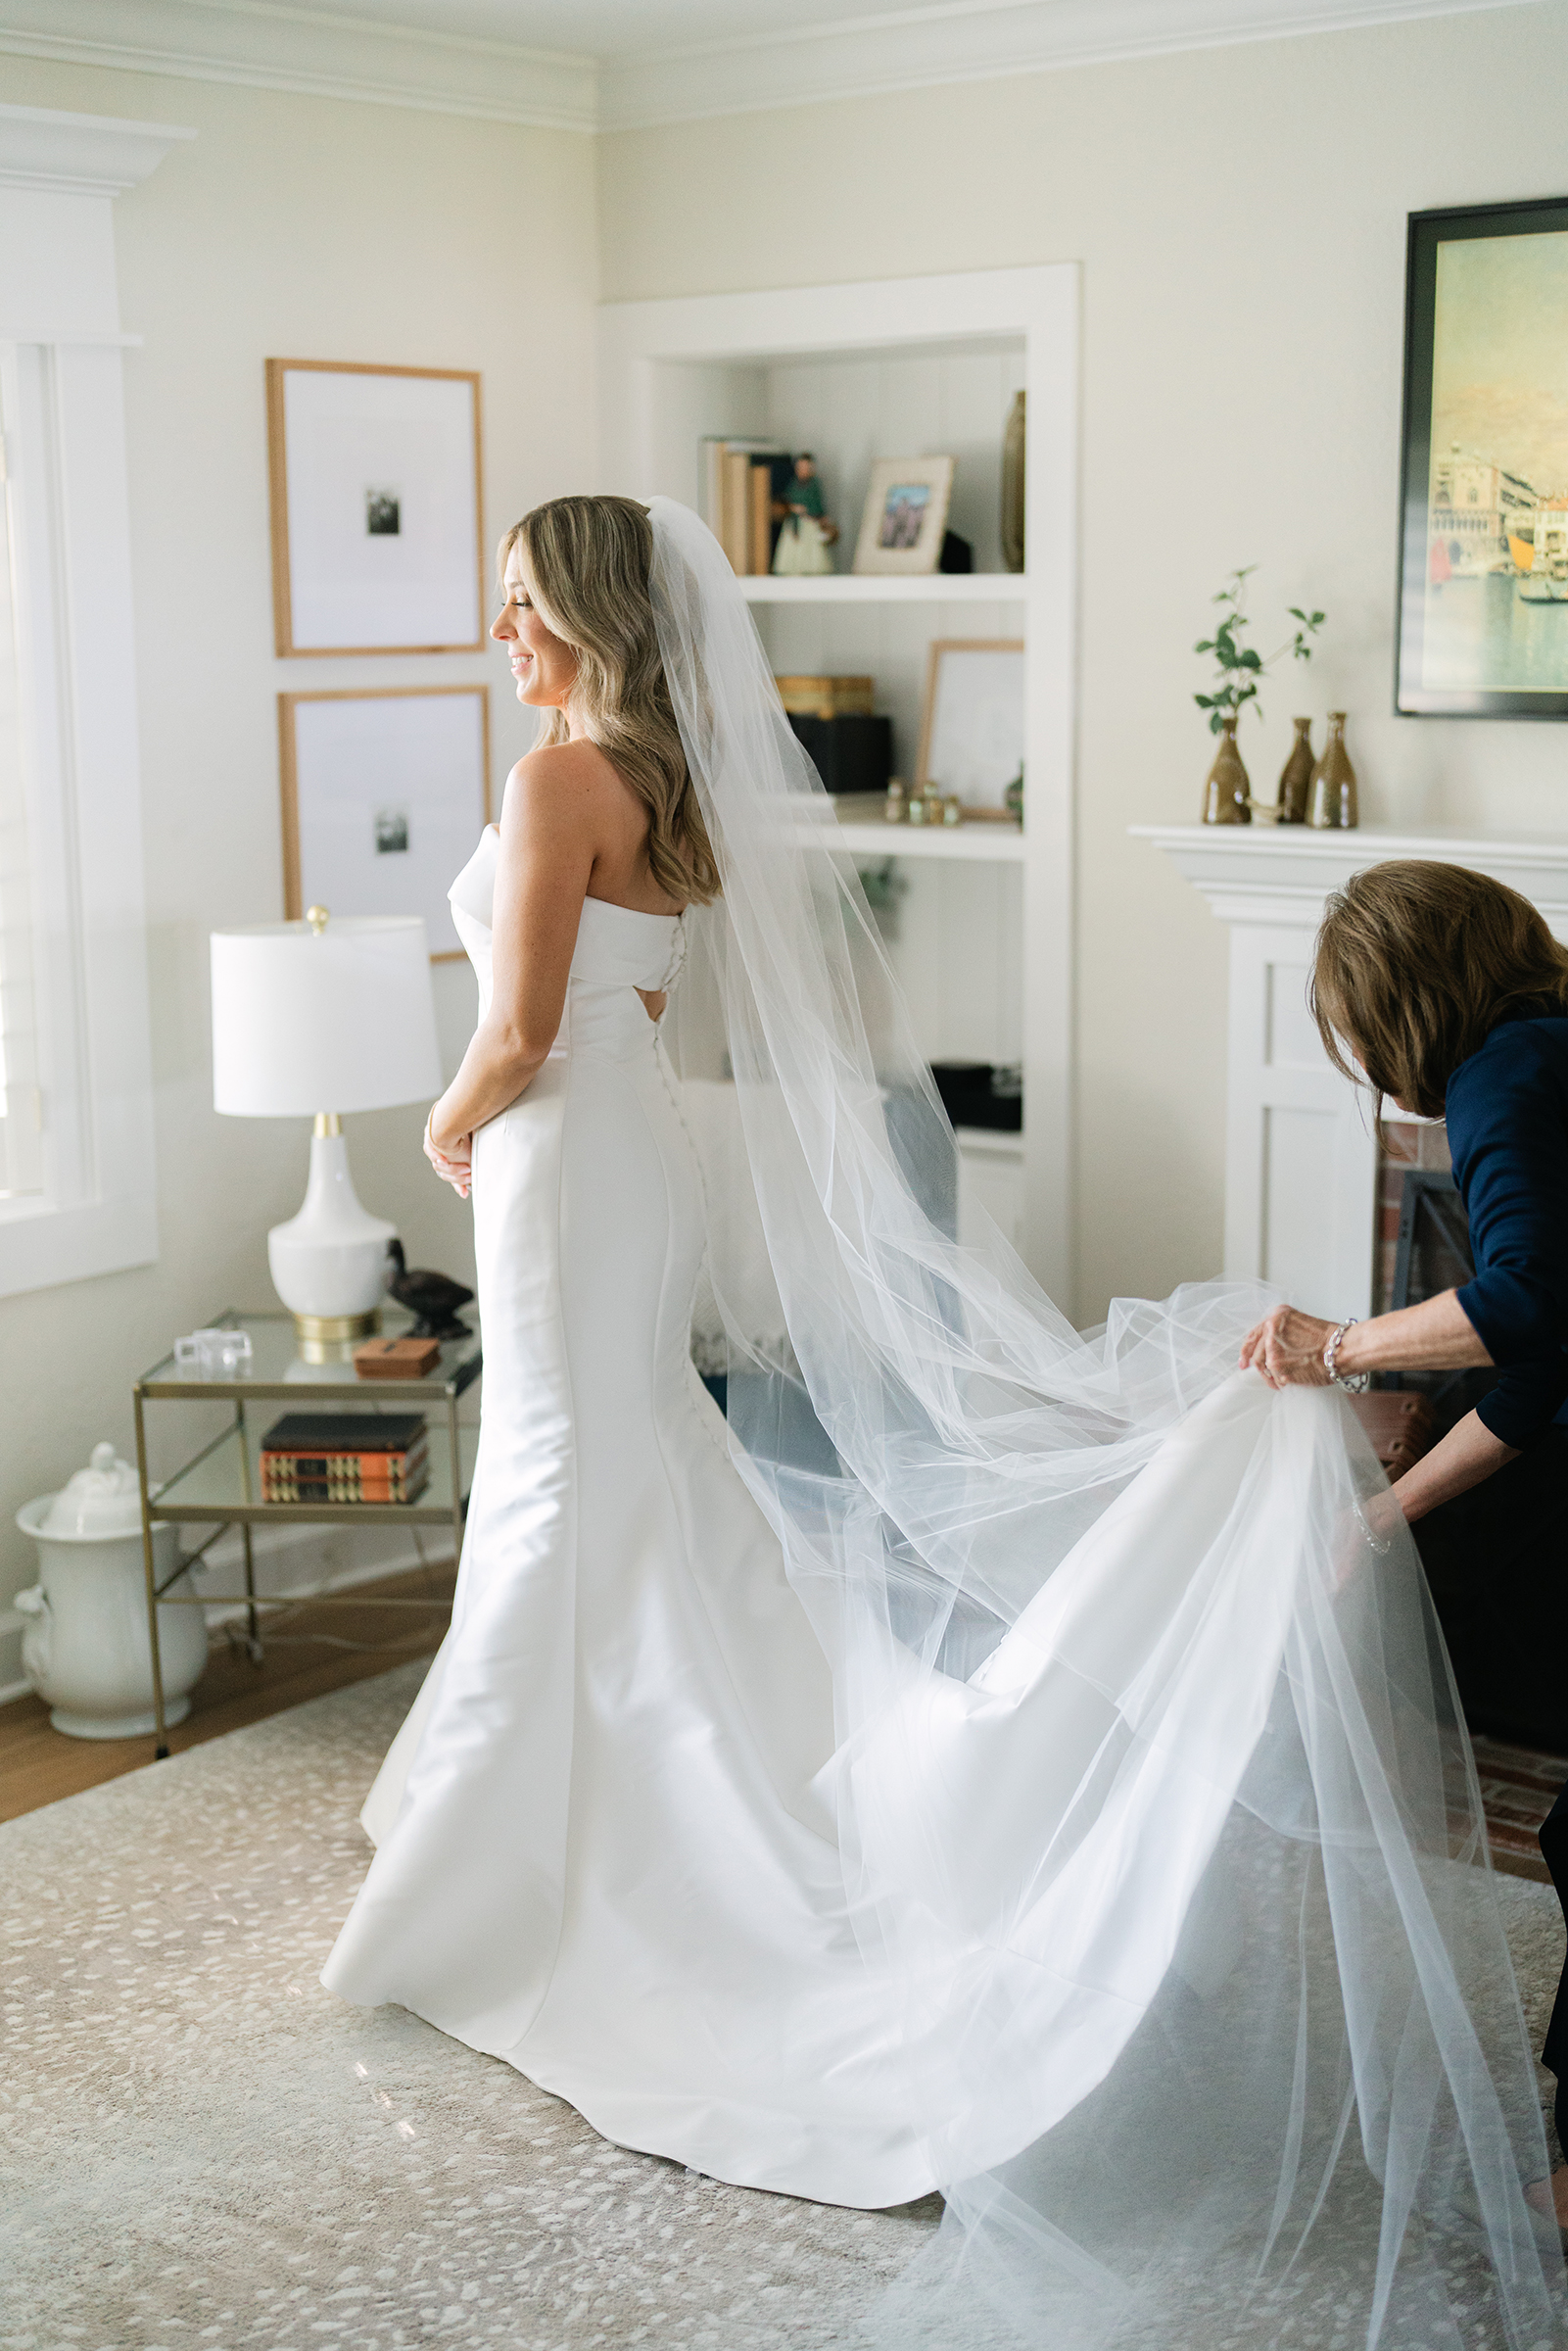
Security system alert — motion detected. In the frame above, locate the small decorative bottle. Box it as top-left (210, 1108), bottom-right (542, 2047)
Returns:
top-left (941, 793), bottom-right (963, 827)
top-left (1276, 719), bottom-right (1314, 826)
top-left (1201, 718), bottom-right (1251, 826)
top-left (1307, 712), bottom-right (1357, 830)
top-left (884, 780), bottom-right (907, 825)
top-left (906, 788), bottom-right (928, 826)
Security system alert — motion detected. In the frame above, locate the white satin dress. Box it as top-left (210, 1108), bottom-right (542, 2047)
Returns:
top-left (321, 827), bottom-right (927, 2205)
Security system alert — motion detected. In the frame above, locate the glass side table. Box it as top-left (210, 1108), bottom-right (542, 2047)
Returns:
top-left (132, 1306), bottom-right (482, 1757)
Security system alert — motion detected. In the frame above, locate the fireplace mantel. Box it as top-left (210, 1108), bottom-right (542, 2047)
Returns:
top-left (1133, 825), bottom-right (1568, 1320)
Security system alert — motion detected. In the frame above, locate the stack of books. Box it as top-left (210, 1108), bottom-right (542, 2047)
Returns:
top-left (700, 439), bottom-right (796, 575)
top-left (260, 1413), bottom-right (429, 1504)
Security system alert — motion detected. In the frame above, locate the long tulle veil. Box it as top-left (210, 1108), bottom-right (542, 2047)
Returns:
top-left (647, 496), bottom-right (1562, 2349)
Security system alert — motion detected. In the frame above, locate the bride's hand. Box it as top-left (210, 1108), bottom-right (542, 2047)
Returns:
top-left (1240, 1304), bottom-right (1336, 1387)
top-left (424, 1113), bottom-right (473, 1199)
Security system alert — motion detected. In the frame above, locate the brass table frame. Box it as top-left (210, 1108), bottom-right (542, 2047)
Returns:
top-left (132, 1307), bottom-right (481, 1758)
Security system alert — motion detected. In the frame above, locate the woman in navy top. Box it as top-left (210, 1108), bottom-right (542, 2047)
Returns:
top-left (1240, 858), bottom-right (1568, 2227)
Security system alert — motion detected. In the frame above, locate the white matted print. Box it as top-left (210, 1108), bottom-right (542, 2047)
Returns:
top-left (851, 456), bottom-right (956, 576)
top-left (916, 639), bottom-right (1024, 811)
top-left (280, 688), bottom-right (492, 961)
top-left (266, 360), bottom-right (484, 655)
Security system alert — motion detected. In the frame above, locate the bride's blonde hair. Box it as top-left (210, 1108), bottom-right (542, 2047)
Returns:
top-left (501, 496), bottom-right (720, 907)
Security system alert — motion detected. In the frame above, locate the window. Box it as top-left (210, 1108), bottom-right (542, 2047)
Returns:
top-left (0, 107), bottom-right (190, 1297)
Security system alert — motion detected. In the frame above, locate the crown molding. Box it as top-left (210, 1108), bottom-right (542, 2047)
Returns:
top-left (598, 0), bottom-right (1541, 130)
top-left (0, 0), bottom-right (597, 134)
top-left (0, 97), bottom-right (193, 191)
top-left (0, 0), bottom-right (1537, 135)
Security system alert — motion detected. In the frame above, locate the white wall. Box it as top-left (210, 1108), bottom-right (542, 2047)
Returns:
top-left (595, 2), bottom-right (1568, 1322)
top-left (0, 56), bottom-right (596, 1682)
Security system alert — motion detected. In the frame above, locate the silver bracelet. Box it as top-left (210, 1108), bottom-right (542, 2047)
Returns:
top-left (1323, 1319), bottom-right (1369, 1394)
top-left (1353, 1498), bottom-right (1392, 1556)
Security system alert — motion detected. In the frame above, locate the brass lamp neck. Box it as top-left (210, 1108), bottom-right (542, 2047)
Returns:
top-left (313, 1111), bottom-right (342, 1139)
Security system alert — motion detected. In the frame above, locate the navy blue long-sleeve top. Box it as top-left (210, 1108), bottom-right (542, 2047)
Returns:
top-left (1446, 1005), bottom-right (1568, 1447)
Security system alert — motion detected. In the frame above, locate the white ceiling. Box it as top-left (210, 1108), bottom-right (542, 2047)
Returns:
top-left (0, 0), bottom-right (1539, 131)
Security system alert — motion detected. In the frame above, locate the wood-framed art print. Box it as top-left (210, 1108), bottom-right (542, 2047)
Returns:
top-left (1397, 196), bottom-right (1568, 717)
top-left (851, 456), bottom-right (956, 576)
top-left (279, 686), bottom-right (492, 962)
top-left (266, 360), bottom-right (485, 657)
top-left (916, 638), bottom-right (1025, 814)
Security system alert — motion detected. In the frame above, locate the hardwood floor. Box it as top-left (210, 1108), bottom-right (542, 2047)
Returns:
top-left (0, 1559), bottom-right (454, 1825)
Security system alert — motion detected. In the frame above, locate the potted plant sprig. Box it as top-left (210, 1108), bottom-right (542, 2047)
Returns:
top-left (1195, 569), bottom-right (1325, 824)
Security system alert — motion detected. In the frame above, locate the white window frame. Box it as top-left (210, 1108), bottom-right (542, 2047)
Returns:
top-left (0, 104), bottom-right (192, 1297)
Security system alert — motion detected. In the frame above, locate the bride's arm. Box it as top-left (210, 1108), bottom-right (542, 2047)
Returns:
top-left (427, 748), bottom-right (598, 1162)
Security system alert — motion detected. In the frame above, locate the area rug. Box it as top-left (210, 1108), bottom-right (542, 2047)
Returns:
top-left (3, 1665), bottom-right (1566, 2351)
top-left (0, 1661), bottom-right (938, 2351)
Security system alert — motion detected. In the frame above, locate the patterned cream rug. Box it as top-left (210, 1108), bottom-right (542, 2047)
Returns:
top-left (0, 1661), bottom-right (939, 2351)
top-left (3, 1662), bottom-right (1566, 2351)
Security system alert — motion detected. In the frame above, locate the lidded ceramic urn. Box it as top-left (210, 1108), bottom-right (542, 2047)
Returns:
top-left (15, 1443), bottom-right (209, 1738)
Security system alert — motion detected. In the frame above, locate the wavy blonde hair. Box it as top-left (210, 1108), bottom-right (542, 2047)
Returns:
top-left (501, 496), bottom-right (720, 907)
top-left (1310, 859), bottom-right (1568, 1118)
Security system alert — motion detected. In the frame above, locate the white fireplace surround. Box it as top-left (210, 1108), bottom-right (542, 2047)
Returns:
top-left (1135, 827), bottom-right (1568, 1322)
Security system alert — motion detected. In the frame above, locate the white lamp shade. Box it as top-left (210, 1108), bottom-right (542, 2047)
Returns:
top-left (211, 916), bottom-right (443, 1117)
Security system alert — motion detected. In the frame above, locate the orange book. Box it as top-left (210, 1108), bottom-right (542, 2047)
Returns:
top-left (749, 463), bottom-right (772, 576)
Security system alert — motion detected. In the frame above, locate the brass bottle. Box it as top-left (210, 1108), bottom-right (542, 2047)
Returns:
top-left (1307, 712), bottom-right (1357, 830)
top-left (1201, 718), bottom-right (1251, 825)
top-left (1276, 718), bottom-right (1314, 826)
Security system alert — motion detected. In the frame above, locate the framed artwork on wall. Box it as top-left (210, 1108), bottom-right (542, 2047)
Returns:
top-left (279, 686), bottom-right (492, 961)
top-left (916, 639), bottom-right (1024, 812)
top-left (266, 360), bottom-right (485, 656)
top-left (1397, 196), bottom-right (1568, 718)
top-left (851, 456), bottom-right (956, 576)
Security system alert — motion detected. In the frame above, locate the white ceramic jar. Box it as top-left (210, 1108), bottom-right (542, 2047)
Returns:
top-left (15, 1443), bottom-right (210, 1738)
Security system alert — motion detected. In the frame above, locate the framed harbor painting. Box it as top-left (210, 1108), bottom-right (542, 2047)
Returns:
top-left (1397, 197), bottom-right (1568, 717)
top-left (279, 686), bottom-right (491, 961)
top-left (266, 360), bottom-right (485, 656)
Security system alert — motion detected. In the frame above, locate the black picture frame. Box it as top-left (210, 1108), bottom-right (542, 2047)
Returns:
top-left (1397, 195), bottom-right (1568, 719)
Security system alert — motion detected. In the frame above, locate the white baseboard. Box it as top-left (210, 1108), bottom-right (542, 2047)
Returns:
top-left (0, 1518), bottom-right (454, 1710)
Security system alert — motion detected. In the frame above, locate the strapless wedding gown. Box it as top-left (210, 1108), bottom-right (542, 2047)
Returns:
top-left (322, 827), bottom-right (927, 2204)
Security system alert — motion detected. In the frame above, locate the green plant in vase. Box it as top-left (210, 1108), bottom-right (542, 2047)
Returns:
top-left (1194, 569), bottom-right (1325, 825)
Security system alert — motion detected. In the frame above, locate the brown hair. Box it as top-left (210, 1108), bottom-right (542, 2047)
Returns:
top-left (500, 495), bottom-right (720, 907)
top-left (1309, 860), bottom-right (1568, 1118)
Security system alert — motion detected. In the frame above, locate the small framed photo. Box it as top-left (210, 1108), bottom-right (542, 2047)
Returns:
top-left (266, 360), bottom-right (485, 656)
top-left (917, 639), bottom-right (1025, 813)
top-left (278, 687), bottom-right (492, 961)
top-left (851, 456), bottom-right (956, 576)
top-left (1397, 197), bottom-right (1568, 717)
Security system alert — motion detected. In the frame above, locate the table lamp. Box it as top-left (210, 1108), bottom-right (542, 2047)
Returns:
top-left (211, 907), bottom-right (443, 1346)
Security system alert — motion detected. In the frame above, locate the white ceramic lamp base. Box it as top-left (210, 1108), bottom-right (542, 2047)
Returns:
top-left (268, 1117), bottom-right (397, 1344)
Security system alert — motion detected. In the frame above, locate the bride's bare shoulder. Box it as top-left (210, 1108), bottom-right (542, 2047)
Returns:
top-left (500, 740), bottom-right (624, 841)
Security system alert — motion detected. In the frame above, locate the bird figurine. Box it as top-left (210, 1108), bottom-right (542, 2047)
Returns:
top-left (383, 1239), bottom-right (474, 1340)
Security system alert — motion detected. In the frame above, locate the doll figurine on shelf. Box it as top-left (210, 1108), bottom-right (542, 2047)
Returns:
top-left (773, 453), bottom-right (839, 576)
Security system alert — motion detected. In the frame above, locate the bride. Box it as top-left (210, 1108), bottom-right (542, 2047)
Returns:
top-left (324, 495), bottom-right (1562, 2347)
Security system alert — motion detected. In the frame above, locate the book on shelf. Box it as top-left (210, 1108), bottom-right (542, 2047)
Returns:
top-left (261, 1412), bottom-right (427, 1456)
top-left (260, 1411), bottom-right (429, 1501)
top-left (264, 1468), bottom-right (429, 1504)
top-left (698, 439), bottom-right (794, 576)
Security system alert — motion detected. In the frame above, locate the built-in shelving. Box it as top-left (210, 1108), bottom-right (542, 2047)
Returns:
top-left (739, 574), bottom-right (1026, 604)
top-left (597, 264), bottom-right (1078, 1305)
top-left (829, 818), bottom-right (1024, 863)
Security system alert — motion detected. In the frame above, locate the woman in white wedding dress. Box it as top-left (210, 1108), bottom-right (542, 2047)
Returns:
top-left (325, 496), bottom-right (1563, 2348)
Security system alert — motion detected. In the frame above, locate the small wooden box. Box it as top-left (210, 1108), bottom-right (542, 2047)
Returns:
top-left (775, 674), bottom-right (876, 720)
top-left (355, 1336), bottom-right (441, 1380)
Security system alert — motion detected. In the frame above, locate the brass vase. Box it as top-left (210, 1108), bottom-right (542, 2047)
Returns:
top-left (1307, 711), bottom-right (1357, 829)
top-left (1201, 719), bottom-right (1251, 825)
top-left (1001, 391), bottom-right (1025, 573)
top-left (1276, 718), bottom-right (1314, 826)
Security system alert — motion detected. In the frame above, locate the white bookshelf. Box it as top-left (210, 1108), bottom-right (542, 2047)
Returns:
top-left (739, 574), bottom-right (1027, 604)
top-left (598, 266), bottom-right (1079, 1308)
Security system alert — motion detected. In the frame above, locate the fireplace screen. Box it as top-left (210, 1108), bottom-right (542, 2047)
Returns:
top-left (1383, 1169), bottom-right (1499, 1431)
